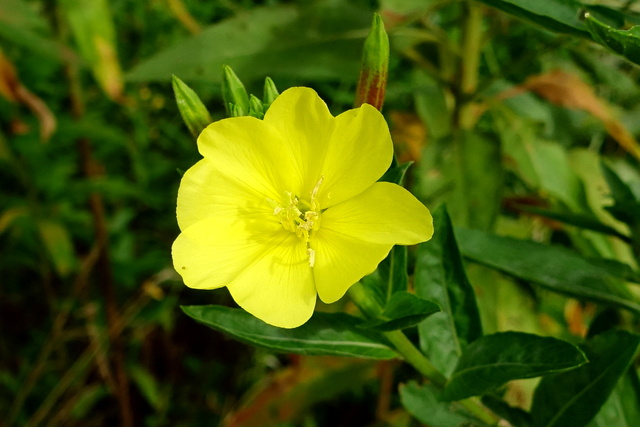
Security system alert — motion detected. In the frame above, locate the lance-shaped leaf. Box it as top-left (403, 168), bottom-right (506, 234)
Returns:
top-left (37, 219), bottom-right (77, 278)
top-left (588, 367), bottom-right (640, 427)
top-left (415, 206), bottom-right (483, 376)
top-left (514, 205), bottom-right (631, 243)
top-left (355, 13), bottom-right (389, 110)
top-left (359, 292), bottom-right (440, 332)
top-left (600, 160), bottom-right (640, 226)
top-left (476, 0), bottom-right (588, 37)
top-left (531, 330), bottom-right (640, 427)
top-left (61, 0), bottom-right (123, 101)
top-left (172, 75), bottom-right (212, 137)
top-left (456, 228), bottom-right (640, 315)
top-left (182, 305), bottom-right (398, 359)
top-left (126, 4), bottom-right (369, 83)
top-left (585, 14), bottom-right (640, 69)
top-left (443, 332), bottom-right (587, 401)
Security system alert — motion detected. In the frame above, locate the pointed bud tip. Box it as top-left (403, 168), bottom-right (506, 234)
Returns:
top-left (221, 65), bottom-right (249, 116)
top-left (355, 13), bottom-right (389, 110)
top-left (172, 74), bottom-right (212, 137)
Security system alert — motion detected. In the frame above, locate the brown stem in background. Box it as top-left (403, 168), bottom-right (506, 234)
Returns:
top-left (66, 60), bottom-right (134, 427)
top-left (375, 360), bottom-right (396, 421)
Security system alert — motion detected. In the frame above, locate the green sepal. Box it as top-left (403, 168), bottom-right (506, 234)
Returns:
top-left (229, 103), bottom-right (243, 118)
top-left (263, 76), bottom-right (279, 111)
top-left (171, 74), bottom-right (212, 137)
top-left (222, 65), bottom-right (249, 116)
top-left (248, 94), bottom-right (264, 119)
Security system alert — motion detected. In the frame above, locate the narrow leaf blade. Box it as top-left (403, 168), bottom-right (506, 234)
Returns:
top-left (415, 206), bottom-right (483, 376)
top-left (182, 305), bottom-right (398, 359)
top-left (531, 330), bottom-right (640, 427)
top-left (456, 228), bottom-right (640, 314)
top-left (443, 332), bottom-right (587, 401)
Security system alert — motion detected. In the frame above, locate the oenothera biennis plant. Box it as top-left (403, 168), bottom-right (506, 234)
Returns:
top-left (172, 87), bottom-right (434, 328)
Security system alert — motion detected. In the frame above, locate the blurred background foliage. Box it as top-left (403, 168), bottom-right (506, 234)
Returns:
top-left (0, 0), bottom-right (639, 426)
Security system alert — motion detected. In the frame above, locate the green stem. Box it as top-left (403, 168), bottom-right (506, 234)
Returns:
top-left (384, 329), bottom-right (499, 425)
top-left (457, 1), bottom-right (483, 130)
top-left (383, 330), bottom-right (446, 387)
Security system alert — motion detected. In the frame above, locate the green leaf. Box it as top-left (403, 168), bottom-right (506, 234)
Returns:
top-left (585, 14), bottom-right (640, 68)
top-left (0, 0), bottom-right (77, 62)
top-left (456, 228), bottom-right (640, 315)
top-left (126, 3), bottom-right (370, 83)
top-left (601, 161), bottom-right (640, 226)
top-left (443, 332), bottom-right (587, 401)
top-left (588, 368), bottom-right (640, 427)
top-left (415, 206), bottom-right (483, 376)
top-left (181, 305), bottom-right (398, 359)
top-left (586, 259), bottom-right (640, 284)
top-left (172, 74), bottom-right (212, 137)
top-left (61, 0), bottom-right (123, 100)
top-left (36, 219), bottom-right (76, 277)
top-left (515, 205), bottom-right (631, 243)
top-left (413, 70), bottom-right (451, 140)
top-left (129, 365), bottom-right (163, 410)
top-left (420, 132), bottom-right (502, 230)
top-left (399, 381), bottom-right (483, 427)
top-left (476, 0), bottom-right (588, 37)
top-left (531, 330), bottom-right (640, 427)
top-left (359, 291), bottom-right (440, 332)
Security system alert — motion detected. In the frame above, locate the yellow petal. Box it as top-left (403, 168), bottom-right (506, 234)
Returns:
top-left (263, 88), bottom-right (393, 206)
top-left (172, 213), bottom-right (281, 290)
top-left (176, 158), bottom-right (273, 231)
top-left (227, 233), bottom-right (317, 328)
top-left (320, 182), bottom-right (434, 244)
top-left (317, 104), bottom-right (393, 207)
top-left (311, 227), bottom-right (391, 303)
top-left (263, 87), bottom-right (335, 195)
top-left (197, 115), bottom-right (304, 202)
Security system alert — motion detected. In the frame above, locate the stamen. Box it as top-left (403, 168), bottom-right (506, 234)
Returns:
top-left (269, 178), bottom-right (325, 262)
top-left (307, 247), bottom-right (316, 267)
top-left (311, 175), bottom-right (324, 201)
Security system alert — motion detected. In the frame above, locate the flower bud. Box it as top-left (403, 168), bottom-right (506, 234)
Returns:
top-left (355, 13), bottom-right (389, 111)
top-left (248, 94), bottom-right (265, 119)
top-left (172, 74), bottom-right (212, 137)
top-left (222, 65), bottom-right (249, 117)
top-left (263, 77), bottom-right (279, 110)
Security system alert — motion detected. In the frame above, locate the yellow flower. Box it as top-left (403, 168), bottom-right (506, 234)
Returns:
top-left (172, 87), bottom-right (433, 328)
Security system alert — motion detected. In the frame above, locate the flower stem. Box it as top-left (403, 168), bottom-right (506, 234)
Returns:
top-left (383, 329), bottom-right (499, 425)
top-left (383, 330), bottom-right (446, 387)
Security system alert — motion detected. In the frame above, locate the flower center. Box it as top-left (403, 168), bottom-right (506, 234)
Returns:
top-left (269, 176), bottom-right (324, 267)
